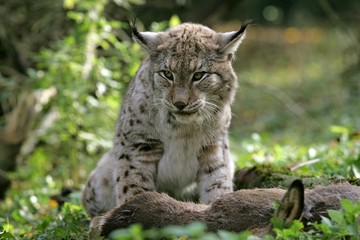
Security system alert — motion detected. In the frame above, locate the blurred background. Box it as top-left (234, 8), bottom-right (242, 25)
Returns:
top-left (0, 0), bottom-right (359, 191)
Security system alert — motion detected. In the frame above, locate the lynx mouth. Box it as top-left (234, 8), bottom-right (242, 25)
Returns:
top-left (172, 111), bottom-right (198, 124)
top-left (174, 111), bottom-right (196, 116)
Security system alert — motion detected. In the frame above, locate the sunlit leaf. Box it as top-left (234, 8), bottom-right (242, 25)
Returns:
top-left (328, 209), bottom-right (344, 224)
top-left (320, 216), bottom-right (333, 228)
top-left (169, 15), bottom-right (181, 27)
top-left (330, 125), bottom-right (349, 135)
top-left (64, 0), bottom-right (78, 9)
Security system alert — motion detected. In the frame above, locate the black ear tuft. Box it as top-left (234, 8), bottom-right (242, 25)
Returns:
top-left (128, 16), bottom-right (137, 33)
top-left (128, 17), bottom-right (163, 52)
top-left (229, 19), bottom-right (253, 42)
top-left (128, 17), bottom-right (147, 46)
top-left (217, 19), bottom-right (252, 57)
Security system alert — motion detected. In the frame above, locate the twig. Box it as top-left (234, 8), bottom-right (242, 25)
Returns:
top-left (290, 159), bottom-right (321, 171)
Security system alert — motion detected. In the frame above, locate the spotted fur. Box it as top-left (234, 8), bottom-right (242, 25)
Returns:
top-left (82, 22), bottom-right (249, 217)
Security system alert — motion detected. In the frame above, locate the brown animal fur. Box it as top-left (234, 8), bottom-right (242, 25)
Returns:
top-left (97, 181), bottom-right (360, 236)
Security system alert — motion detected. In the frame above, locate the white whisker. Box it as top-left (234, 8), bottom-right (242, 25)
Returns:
top-left (199, 108), bottom-right (211, 122)
top-left (204, 100), bottom-right (221, 115)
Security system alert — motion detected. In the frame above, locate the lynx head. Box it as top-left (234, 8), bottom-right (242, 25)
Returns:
top-left (131, 21), bottom-right (249, 124)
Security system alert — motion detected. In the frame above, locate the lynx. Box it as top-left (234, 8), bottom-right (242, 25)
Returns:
top-left (96, 181), bottom-right (360, 237)
top-left (82, 21), bottom-right (250, 217)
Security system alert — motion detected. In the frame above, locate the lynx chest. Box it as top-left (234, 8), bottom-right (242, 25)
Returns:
top-left (156, 131), bottom-right (203, 196)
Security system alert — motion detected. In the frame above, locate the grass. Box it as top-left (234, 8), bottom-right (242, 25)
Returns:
top-left (1, 25), bottom-right (360, 239)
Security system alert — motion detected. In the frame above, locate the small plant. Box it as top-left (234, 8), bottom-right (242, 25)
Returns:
top-left (310, 199), bottom-right (360, 239)
top-left (109, 222), bottom-right (252, 240)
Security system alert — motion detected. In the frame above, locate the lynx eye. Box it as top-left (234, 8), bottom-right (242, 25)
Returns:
top-left (192, 72), bottom-right (206, 82)
top-left (160, 70), bottom-right (174, 81)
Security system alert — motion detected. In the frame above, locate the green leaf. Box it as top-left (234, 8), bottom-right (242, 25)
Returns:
top-left (341, 199), bottom-right (356, 213)
top-left (218, 230), bottom-right (252, 240)
top-left (169, 15), bottom-right (181, 27)
top-left (320, 216), bottom-right (333, 228)
top-left (0, 231), bottom-right (17, 239)
top-left (328, 209), bottom-right (344, 224)
top-left (329, 125), bottom-right (349, 135)
top-left (64, 0), bottom-right (78, 9)
top-left (161, 222), bottom-right (206, 237)
top-left (346, 224), bottom-right (359, 236)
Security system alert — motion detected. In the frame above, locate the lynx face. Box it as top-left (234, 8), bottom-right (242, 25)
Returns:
top-left (153, 60), bottom-right (234, 124)
top-left (155, 67), bottom-right (208, 124)
top-left (140, 24), bottom-right (246, 124)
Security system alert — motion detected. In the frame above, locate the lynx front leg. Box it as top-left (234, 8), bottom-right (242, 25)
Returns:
top-left (114, 142), bottom-right (163, 206)
top-left (197, 138), bottom-right (234, 204)
top-left (82, 152), bottom-right (117, 217)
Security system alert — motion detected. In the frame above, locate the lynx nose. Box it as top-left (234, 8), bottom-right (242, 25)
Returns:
top-left (174, 101), bottom-right (187, 111)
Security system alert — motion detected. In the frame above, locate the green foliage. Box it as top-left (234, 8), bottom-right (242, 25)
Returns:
top-left (0, 174), bottom-right (86, 239)
top-left (232, 128), bottom-right (360, 179)
top-left (0, 196), bottom-right (88, 239)
top-left (109, 222), bottom-right (252, 240)
top-left (266, 199), bottom-right (360, 240)
top-left (311, 199), bottom-right (360, 239)
top-left (1, 0), bottom-right (142, 236)
top-left (272, 220), bottom-right (305, 240)
top-left (35, 203), bottom-right (88, 239)
top-left (25, 0), bottom-right (143, 185)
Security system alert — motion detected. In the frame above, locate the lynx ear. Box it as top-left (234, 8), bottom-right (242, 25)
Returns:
top-left (217, 20), bottom-right (251, 59)
top-left (276, 179), bottom-right (304, 225)
top-left (129, 20), bottom-right (162, 52)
